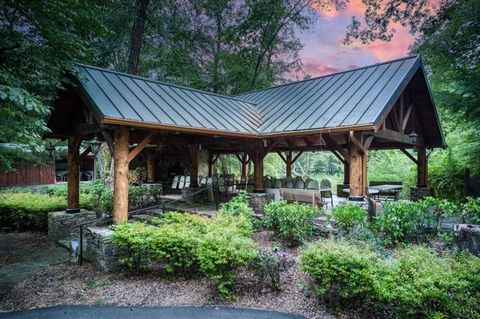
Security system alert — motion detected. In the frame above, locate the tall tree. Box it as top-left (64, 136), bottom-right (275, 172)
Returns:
top-left (128, 0), bottom-right (150, 74)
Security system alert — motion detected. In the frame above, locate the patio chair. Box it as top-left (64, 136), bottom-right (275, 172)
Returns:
top-left (198, 175), bottom-right (203, 184)
top-left (218, 176), bottom-right (227, 195)
top-left (306, 179), bottom-right (319, 190)
top-left (184, 176), bottom-right (191, 188)
top-left (284, 179), bottom-right (294, 188)
top-left (171, 175), bottom-right (179, 190)
top-left (199, 176), bottom-right (207, 186)
top-left (320, 179), bottom-right (334, 209)
top-left (294, 180), bottom-right (305, 189)
top-left (264, 178), bottom-right (273, 189)
top-left (273, 178), bottom-right (283, 188)
top-left (178, 176), bottom-right (185, 189)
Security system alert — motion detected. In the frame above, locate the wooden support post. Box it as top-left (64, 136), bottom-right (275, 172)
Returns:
top-left (190, 144), bottom-right (199, 188)
top-left (146, 153), bottom-right (155, 182)
top-left (343, 162), bottom-right (350, 184)
top-left (417, 146), bottom-right (428, 187)
top-left (67, 136), bottom-right (81, 212)
top-left (113, 126), bottom-right (130, 224)
top-left (238, 152), bottom-right (249, 180)
top-left (348, 132), bottom-right (367, 200)
top-left (286, 151), bottom-right (292, 178)
top-left (250, 146), bottom-right (267, 192)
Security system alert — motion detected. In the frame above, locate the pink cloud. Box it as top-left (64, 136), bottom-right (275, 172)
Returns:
top-left (299, 0), bottom-right (415, 77)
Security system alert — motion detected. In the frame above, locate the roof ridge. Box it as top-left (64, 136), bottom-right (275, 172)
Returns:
top-left (235, 55), bottom-right (420, 97)
top-left (75, 62), bottom-right (258, 106)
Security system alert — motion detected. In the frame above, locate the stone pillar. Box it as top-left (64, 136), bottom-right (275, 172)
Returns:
top-left (248, 192), bottom-right (274, 215)
top-left (410, 186), bottom-right (434, 201)
top-left (146, 153), bottom-right (155, 182)
top-left (84, 227), bottom-right (123, 272)
top-left (113, 126), bottom-right (129, 224)
top-left (348, 132), bottom-right (367, 200)
top-left (67, 136), bottom-right (81, 213)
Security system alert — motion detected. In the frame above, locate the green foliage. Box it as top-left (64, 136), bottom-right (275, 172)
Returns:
top-left (264, 200), bottom-right (319, 246)
top-left (110, 222), bottom-right (155, 273)
top-left (329, 202), bottom-right (367, 233)
top-left (219, 191), bottom-right (253, 218)
top-left (301, 239), bottom-right (480, 318)
top-left (250, 247), bottom-right (283, 291)
top-left (112, 212), bottom-right (256, 299)
top-left (0, 192), bottom-right (65, 230)
top-left (300, 240), bottom-right (379, 304)
top-left (198, 223), bottom-right (256, 299)
top-left (462, 197), bottom-right (480, 224)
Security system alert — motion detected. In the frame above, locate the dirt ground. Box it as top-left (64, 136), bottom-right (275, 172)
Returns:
top-left (0, 232), bottom-right (57, 267)
top-left (0, 231), bottom-right (350, 319)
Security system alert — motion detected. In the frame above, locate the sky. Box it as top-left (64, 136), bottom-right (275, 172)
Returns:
top-left (298, 0), bottom-right (415, 77)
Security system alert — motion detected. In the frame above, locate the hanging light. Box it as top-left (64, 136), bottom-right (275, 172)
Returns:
top-left (409, 131), bottom-right (418, 144)
top-left (45, 144), bottom-right (56, 158)
top-left (89, 135), bottom-right (102, 155)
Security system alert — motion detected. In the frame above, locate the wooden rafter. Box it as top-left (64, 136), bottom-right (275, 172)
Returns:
top-left (292, 151), bottom-right (303, 163)
top-left (128, 131), bottom-right (158, 163)
top-left (324, 135), bottom-right (350, 163)
top-left (399, 147), bottom-right (418, 164)
top-left (374, 128), bottom-right (421, 146)
top-left (349, 131), bottom-right (367, 154)
top-left (101, 130), bottom-right (114, 155)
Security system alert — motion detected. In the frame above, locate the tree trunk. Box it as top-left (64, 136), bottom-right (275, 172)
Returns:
top-left (128, 0), bottom-right (150, 75)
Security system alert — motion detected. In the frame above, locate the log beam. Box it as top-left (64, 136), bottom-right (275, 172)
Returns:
top-left (113, 126), bottom-right (130, 224)
top-left (67, 136), bottom-right (81, 212)
top-left (189, 144), bottom-right (199, 188)
top-left (417, 146), bottom-right (428, 187)
top-left (146, 153), bottom-right (155, 182)
top-left (348, 132), bottom-right (367, 200)
top-left (128, 131), bottom-right (157, 163)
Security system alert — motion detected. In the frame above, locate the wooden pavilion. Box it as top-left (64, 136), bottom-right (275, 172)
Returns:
top-left (46, 55), bottom-right (445, 224)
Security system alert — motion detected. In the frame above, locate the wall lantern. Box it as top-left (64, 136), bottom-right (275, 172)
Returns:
top-left (45, 144), bottom-right (56, 158)
top-left (89, 136), bottom-right (102, 155)
top-left (409, 131), bottom-right (418, 144)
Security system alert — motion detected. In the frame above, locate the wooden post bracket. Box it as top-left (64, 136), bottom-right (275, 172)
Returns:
top-left (128, 131), bottom-right (158, 163)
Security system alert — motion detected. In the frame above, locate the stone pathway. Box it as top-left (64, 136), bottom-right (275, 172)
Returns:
top-left (0, 234), bottom-right (69, 297)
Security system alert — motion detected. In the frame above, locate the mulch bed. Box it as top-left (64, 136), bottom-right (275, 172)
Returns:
top-left (0, 232), bottom-right (57, 267)
top-left (0, 230), bottom-right (354, 319)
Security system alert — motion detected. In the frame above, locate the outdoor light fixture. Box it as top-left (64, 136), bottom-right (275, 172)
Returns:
top-left (409, 131), bottom-right (418, 144)
top-left (89, 135), bottom-right (102, 155)
top-left (45, 144), bottom-right (56, 158)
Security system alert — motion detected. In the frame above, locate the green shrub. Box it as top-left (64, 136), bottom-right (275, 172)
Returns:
top-left (300, 239), bottom-right (480, 318)
top-left (149, 212), bottom-right (208, 275)
top-left (300, 239), bottom-right (379, 305)
top-left (264, 200), bottom-right (319, 246)
top-left (462, 197), bottom-right (480, 224)
top-left (0, 192), bottom-right (66, 230)
top-left (220, 191), bottom-right (253, 217)
top-left (110, 222), bottom-right (155, 273)
top-left (198, 221), bottom-right (256, 299)
top-left (329, 202), bottom-right (367, 233)
top-left (374, 201), bottom-right (427, 246)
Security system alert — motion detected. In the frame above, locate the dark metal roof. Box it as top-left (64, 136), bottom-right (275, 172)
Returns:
top-left (75, 56), bottom-right (441, 142)
top-left (237, 55), bottom-right (420, 133)
top-left (76, 64), bottom-right (261, 134)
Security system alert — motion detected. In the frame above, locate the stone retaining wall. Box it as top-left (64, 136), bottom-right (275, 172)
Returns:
top-left (410, 186), bottom-right (434, 201)
top-left (248, 192), bottom-right (274, 215)
top-left (48, 210), bottom-right (97, 241)
top-left (84, 227), bottom-right (122, 272)
top-left (454, 225), bottom-right (480, 257)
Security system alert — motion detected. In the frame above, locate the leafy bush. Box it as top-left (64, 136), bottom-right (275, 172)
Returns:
top-left (300, 239), bottom-right (379, 305)
top-left (300, 239), bottom-right (480, 318)
top-left (329, 202), bottom-right (367, 233)
top-left (462, 197), bottom-right (480, 224)
top-left (374, 201), bottom-right (428, 246)
top-left (220, 191), bottom-right (253, 217)
top-left (250, 246), bottom-right (292, 291)
top-left (264, 200), bottom-right (319, 246)
top-left (0, 192), bottom-right (66, 230)
top-left (111, 211), bottom-right (257, 299)
top-left (110, 222), bottom-right (155, 273)
top-left (198, 220), bottom-right (256, 299)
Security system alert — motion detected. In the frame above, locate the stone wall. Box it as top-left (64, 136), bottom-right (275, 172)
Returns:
top-left (410, 186), bottom-right (434, 201)
top-left (248, 193), bottom-right (274, 215)
top-left (84, 227), bottom-right (123, 272)
top-left (48, 210), bottom-right (97, 241)
top-left (454, 225), bottom-right (480, 257)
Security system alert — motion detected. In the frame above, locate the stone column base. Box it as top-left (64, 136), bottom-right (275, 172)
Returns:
top-left (336, 184), bottom-right (349, 198)
top-left (248, 192), bottom-right (274, 215)
top-left (182, 186), bottom-right (207, 203)
top-left (454, 225), bottom-right (480, 257)
top-left (48, 209), bottom-right (97, 241)
top-left (410, 186), bottom-right (434, 201)
top-left (84, 227), bottom-right (123, 272)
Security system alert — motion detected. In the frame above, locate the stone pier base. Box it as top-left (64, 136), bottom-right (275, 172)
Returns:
top-left (48, 209), bottom-right (97, 241)
top-left (182, 187), bottom-right (207, 203)
top-left (410, 186), bottom-right (434, 201)
top-left (84, 227), bottom-right (122, 272)
top-left (454, 225), bottom-right (480, 257)
top-left (248, 192), bottom-right (274, 215)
